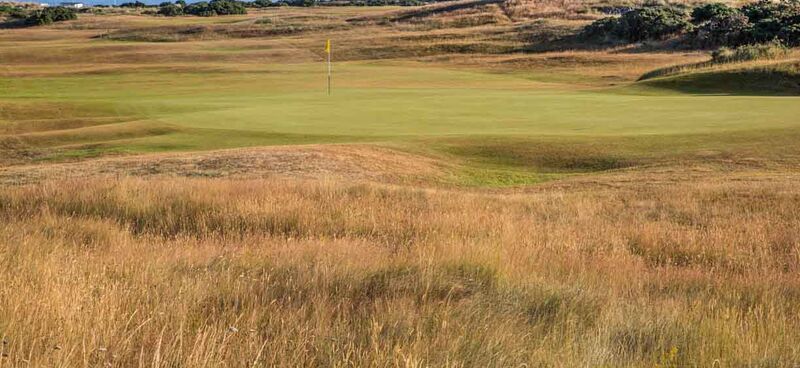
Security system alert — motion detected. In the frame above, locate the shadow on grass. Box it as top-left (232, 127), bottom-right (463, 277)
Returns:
top-left (637, 65), bottom-right (800, 96)
top-left (0, 18), bottom-right (29, 29)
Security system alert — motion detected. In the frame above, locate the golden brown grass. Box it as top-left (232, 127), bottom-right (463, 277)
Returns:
top-left (0, 5), bottom-right (700, 80)
top-left (1, 173), bottom-right (799, 366)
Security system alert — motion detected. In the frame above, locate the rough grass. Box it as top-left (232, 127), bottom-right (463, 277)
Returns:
top-left (1, 175), bottom-right (799, 366)
top-left (711, 42), bottom-right (791, 64)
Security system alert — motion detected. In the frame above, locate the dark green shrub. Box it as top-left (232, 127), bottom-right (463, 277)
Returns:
top-left (293, 0), bottom-right (317, 6)
top-left (183, 0), bottom-right (246, 16)
top-left (742, 0), bottom-right (800, 45)
top-left (583, 0), bottom-right (800, 47)
top-left (252, 0), bottom-right (273, 7)
top-left (3, 6), bottom-right (28, 19)
top-left (580, 17), bottom-right (620, 41)
top-left (615, 7), bottom-right (691, 42)
top-left (741, 0), bottom-right (784, 22)
top-left (119, 1), bottom-right (147, 7)
top-left (780, 23), bottom-right (800, 45)
top-left (690, 0), bottom-right (799, 47)
top-left (0, 5), bottom-right (24, 17)
top-left (175, 0), bottom-right (186, 6)
top-left (750, 17), bottom-right (785, 42)
top-left (693, 12), bottom-right (751, 47)
top-left (25, 6), bottom-right (77, 26)
top-left (184, 2), bottom-right (213, 16)
top-left (581, 7), bottom-right (691, 43)
top-left (209, 0), bottom-right (247, 14)
top-left (691, 3), bottom-right (738, 23)
top-left (158, 4), bottom-right (183, 16)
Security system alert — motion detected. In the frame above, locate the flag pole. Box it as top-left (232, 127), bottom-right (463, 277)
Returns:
top-left (326, 40), bottom-right (332, 96)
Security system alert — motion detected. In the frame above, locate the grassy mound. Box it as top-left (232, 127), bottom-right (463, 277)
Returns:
top-left (637, 62), bottom-right (800, 95)
top-left (638, 43), bottom-right (792, 81)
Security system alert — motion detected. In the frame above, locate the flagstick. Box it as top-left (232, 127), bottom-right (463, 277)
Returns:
top-left (327, 44), bottom-right (332, 96)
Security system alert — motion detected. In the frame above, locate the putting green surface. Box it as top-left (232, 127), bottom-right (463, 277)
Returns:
top-left (4, 62), bottom-right (799, 138)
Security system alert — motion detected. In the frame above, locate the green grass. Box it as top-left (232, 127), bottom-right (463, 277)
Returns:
top-left (2, 61), bottom-right (800, 184)
top-left (636, 62), bottom-right (800, 96)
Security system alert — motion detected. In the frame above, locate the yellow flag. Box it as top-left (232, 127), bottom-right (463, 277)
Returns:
top-left (325, 39), bottom-right (330, 54)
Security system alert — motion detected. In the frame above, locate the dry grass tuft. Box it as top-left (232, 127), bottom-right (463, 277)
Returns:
top-left (1, 174), bottom-right (799, 366)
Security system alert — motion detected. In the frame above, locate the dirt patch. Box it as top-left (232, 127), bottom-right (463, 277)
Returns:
top-left (0, 144), bottom-right (449, 185)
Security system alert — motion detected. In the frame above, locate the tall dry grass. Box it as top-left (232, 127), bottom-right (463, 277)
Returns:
top-left (0, 176), bottom-right (799, 366)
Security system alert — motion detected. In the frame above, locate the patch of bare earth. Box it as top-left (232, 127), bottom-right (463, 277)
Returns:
top-left (0, 144), bottom-right (449, 185)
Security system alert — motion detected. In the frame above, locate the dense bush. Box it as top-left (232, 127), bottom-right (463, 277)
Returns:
top-left (183, 2), bottom-right (212, 15)
top-left (119, 1), bottom-right (147, 7)
top-left (0, 4), bottom-right (19, 15)
top-left (251, 0), bottom-right (274, 7)
top-left (709, 0), bottom-right (799, 46)
top-left (25, 6), bottom-right (77, 26)
top-left (781, 23), bottom-right (800, 43)
top-left (183, 0), bottom-right (247, 16)
top-left (248, 0), bottom-right (422, 7)
top-left (583, 0), bottom-right (800, 47)
top-left (691, 3), bottom-right (738, 23)
top-left (351, 0), bottom-right (422, 5)
top-left (615, 7), bottom-right (691, 42)
top-left (581, 16), bottom-right (623, 41)
top-left (693, 12), bottom-right (752, 47)
top-left (741, 0), bottom-right (793, 22)
top-left (158, 3), bottom-right (183, 16)
top-left (293, 0), bottom-right (317, 6)
top-left (0, 5), bottom-right (28, 19)
top-left (582, 6), bottom-right (690, 42)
